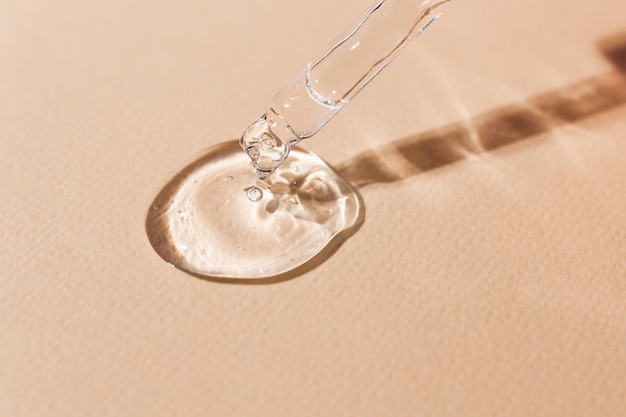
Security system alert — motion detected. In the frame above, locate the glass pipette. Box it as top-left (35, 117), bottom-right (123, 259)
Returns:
top-left (240, 0), bottom-right (453, 179)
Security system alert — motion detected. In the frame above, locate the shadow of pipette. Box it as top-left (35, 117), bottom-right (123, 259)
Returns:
top-left (337, 32), bottom-right (626, 187)
top-left (175, 32), bottom-right (626, 285)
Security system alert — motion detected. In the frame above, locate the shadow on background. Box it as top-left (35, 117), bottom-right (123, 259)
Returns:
top-left (170, 33), bottom-right (626, 285)
top-left (338, 32), bottom-right (626, 187)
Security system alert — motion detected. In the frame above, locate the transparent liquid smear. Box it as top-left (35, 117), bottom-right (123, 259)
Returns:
top-left (146, 142), bottom-right (363, 279)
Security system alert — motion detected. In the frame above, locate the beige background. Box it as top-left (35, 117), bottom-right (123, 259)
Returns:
top-left (2, 0), bottom-right (626, 416)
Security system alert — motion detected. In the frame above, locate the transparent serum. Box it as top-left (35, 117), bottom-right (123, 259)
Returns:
top-left (147, 0), bottom-right (452, 279)
top-left (146, 142), bottom-right (363, 279)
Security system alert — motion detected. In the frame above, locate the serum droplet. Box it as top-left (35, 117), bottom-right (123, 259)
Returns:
top-left (145, 141), bottom-right (363, 280)
top-left (246, 186), bottom-right (263, 202)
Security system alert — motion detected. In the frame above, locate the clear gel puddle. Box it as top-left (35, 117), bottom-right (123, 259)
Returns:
top-left (146, 141), bottom-right (363, 280)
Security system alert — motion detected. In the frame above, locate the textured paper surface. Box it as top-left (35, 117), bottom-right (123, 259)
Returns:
top-left (2, 0), bottom-right (626, 416)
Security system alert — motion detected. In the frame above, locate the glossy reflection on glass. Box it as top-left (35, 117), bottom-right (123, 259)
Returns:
top-left (146, 141), bottom-right (363, 280)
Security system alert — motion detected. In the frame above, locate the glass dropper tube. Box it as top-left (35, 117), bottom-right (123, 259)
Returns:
top-left (240, 0), bottom-right (453, 179)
